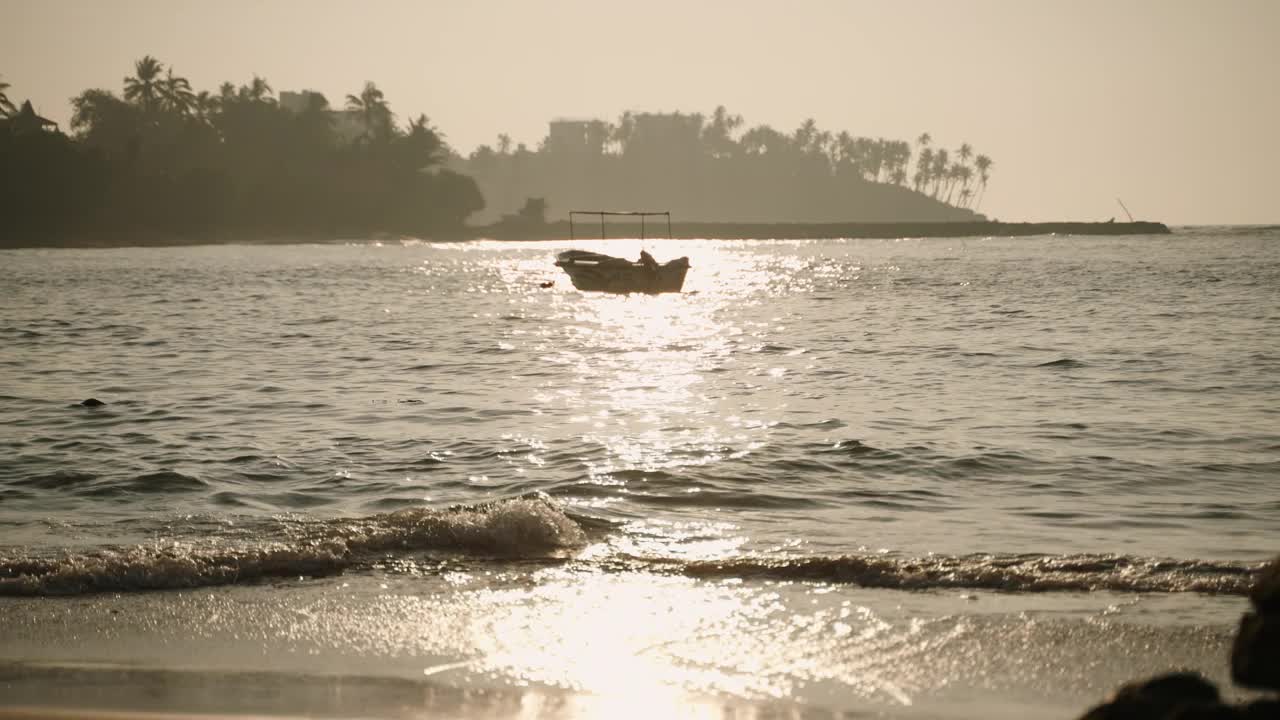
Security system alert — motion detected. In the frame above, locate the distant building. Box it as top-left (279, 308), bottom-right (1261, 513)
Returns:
top-left (629, 112), bottom-right (701, 155)
top-left (277, 90), bottom-right (320, 113)
top-left (0, 100), bottom-right (58, 135)
top-left (278, 89), bottom-right (366, 144)
top-left (545, 118), bottom-right (608, 155)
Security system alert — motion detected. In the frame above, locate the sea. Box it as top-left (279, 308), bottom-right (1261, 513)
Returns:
top-left (1, 228), bottom-right (1277, 719)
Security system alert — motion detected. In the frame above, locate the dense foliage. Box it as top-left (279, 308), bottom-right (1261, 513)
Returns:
top-left (458, 109), bottom-right (994, 224)
top-left (0, 60), bottom-right (483, 245)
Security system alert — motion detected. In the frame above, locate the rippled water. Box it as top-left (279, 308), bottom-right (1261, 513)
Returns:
top-left (1, 229), bottom-right (1277, 716)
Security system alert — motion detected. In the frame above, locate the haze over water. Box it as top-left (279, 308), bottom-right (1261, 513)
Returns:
top-left (1, 228), bottom-right (1276, 717)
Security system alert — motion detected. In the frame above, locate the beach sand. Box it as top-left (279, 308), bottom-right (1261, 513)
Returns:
top-left (0, 567), bottom-right (1250, 719)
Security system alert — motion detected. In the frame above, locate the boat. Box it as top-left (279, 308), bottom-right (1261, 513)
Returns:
top-left (553, 211), bottom-right (691, 294)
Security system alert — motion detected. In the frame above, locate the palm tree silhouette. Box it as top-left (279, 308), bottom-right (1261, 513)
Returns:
top-left (703, 105), bottom-right (743, 158)
top-left (188, 90), bottom-right (217, 125)
top-left (973, 154), bottom-right (993, 209)
top-left (123, 56), bottom-right (164, 113)
top-left (346, 81), bottom-right (393, 142)
top-left (0, 76), bottom-right (15, 117)
top-left (404, 114), bottom-right (446, 168)
top-left (160, 69), bottom-right (195, 116)
top-left (930, 148), bottom-right (949, 198)
top-left (244, 75), bottom-right (273, 103)
top-left (912, 149), bottom-right (931, 191)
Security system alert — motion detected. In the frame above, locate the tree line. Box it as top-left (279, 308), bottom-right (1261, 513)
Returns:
top-left (0, 60), bottom-right (482, 244)
top-left (3, 63), bottom-right (998, 244)
top-left (457, 107), bottom-right (993, 225)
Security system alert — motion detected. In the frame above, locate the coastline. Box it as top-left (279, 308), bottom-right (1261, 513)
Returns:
top-left (479, 219), bottom-right (1172, 241)
top-left (0, 220), bottom-right (1171, 249)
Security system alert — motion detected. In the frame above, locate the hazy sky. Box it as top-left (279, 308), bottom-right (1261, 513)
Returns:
top-left (5, 0), bottom-right (1278, 224)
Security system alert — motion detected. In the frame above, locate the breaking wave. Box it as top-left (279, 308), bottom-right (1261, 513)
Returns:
top-left (0, 494), bottom-right (588, 596)
top-left (680, 553), bottom-right (1260, 595)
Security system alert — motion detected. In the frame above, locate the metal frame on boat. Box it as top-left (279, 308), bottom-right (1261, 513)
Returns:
top-left (555, 211), bottom-right (690, 294)
top-left (569, 210), bottom-right (672, 242)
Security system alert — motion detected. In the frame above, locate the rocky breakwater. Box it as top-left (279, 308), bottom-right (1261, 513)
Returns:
top-left (1079, 556), bottom-right (1280, 719)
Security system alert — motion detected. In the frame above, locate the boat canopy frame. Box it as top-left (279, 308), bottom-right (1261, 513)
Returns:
top-left (569, 210), bottom-right (671, 242)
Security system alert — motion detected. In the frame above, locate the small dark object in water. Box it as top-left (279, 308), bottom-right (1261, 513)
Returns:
top-left (539, 280), bottom-right (555, 288)
top-left (80, 398), bottom-right (106, 407)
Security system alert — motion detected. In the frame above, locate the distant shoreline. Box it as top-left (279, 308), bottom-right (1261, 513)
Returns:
top-left (0, 220), bottom-right (1171, 249)
top-left (477, 219), bottom-right (1172, 241)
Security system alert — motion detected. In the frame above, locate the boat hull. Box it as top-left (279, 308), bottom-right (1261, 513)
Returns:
top-left (554, 251), bottom-right (690, 294)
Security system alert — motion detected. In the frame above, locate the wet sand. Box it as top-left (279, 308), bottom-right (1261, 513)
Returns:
top-left (0, 569), bottom-right (1248, 720)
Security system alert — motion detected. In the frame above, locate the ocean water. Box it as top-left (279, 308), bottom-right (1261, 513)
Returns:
top-left (1, 229), bottom-right (1277, 718)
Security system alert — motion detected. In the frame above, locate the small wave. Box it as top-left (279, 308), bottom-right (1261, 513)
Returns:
top-left (1037, 358), bottom-right (1087, 369)
top-left (13, 471), bottom-right (99, 490)
top-left (0, 495), bottom-right (587, 596)
top-left (681, 553), bottom-right (1260, 595)
top-left (127, 470), bottom-right (207, 492)
top-left (825, 439), bottom-right (901, 459)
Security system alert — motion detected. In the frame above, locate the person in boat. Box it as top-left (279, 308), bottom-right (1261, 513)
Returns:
top-left (639, 250), bottom-right (658, 271)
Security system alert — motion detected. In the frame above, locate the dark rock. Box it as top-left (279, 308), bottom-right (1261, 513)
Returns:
top-left (1135, 673), bottom-right (1222, 705)
top-left (1231, 556), bottom-right (1280, 692)
top-left (1169, 705), bottom-right (1245, 719)
top-left (1079, 672), bottom-right (1222, 719)
top-left (1248, 557), bottom-right (1280, 614)
top-left (79, 398), bottom-right (106, 407)
top-left (1238, 699), bottom-right (1280, 719)
top-left (1231, 611), bottom-right (1280, 691)
top-left (1081, 556), bottom-right (1280, 719)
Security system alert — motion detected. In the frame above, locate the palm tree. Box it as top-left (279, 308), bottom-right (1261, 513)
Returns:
top-left (973, 154), bottom-right (993, 209)
top-left (191, 91), bottom-right (217, 124)
top-left (793, 118), bottom-right (818, 153)
top-left (916, 132), bottom-right (932, 148)
top-left (930, 149), bottom-right (949, 198)
top-left (702, 105), bottom-right (743, 158)
top-left (950, 165), bottom-right (973, 205)
top-left (345, 81), bottom-right (393, 142)
top-left (244, 75), bottom-right (273, 103)
top-left (913, 147), bottom-right (933, 191)
top-left (160, 68), bottom-right (195, 116)
top-left (0, 76), bottom-right (15, 117)
top-left (402, 113), bottom-right (445, 168)
top-left (123, 55), bottom-right (164, 113)
top-left (497, 133), bottom-right (512, 154)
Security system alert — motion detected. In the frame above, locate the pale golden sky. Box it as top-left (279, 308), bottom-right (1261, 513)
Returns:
top-left (5, 0), bottom-right (1277, 224)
